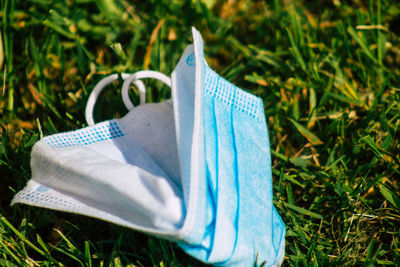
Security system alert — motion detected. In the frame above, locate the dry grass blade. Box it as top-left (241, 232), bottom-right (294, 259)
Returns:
top-left (143, 19), bottom-right (165, 70)
top-left (288, 118), bottom-right (323, 146)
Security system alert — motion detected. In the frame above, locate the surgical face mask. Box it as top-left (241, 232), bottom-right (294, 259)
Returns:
top-left (12, 27), bottom-right (285, 266)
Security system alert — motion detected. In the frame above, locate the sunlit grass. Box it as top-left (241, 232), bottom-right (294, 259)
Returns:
top-left (1, 0), bottom-right (400, 266)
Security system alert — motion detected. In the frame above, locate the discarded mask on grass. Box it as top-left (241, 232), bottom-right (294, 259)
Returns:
top-left (12, 27), bottom-right (286, 266)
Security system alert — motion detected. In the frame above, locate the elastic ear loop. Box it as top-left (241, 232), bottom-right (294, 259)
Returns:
top-left (86, 71), bottom-right (172, 126)
top-left (85, 73), bottom-right (147, 126)
top-left (121, 71), bottom-right (172, 101)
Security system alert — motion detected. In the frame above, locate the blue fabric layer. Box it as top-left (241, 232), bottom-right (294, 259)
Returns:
top-left (178, 28), bottom-right (285, 266)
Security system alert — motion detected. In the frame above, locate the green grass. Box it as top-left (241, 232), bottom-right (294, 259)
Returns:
top-left (1, 0), bottom-right (400, 266)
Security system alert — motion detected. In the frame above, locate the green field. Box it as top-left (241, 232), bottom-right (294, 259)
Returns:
top-left (1, 0), bottom-right (400, 266)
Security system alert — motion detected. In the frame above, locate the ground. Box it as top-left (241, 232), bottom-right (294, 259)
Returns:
top-left (1, 0), bottom-right (399, 266)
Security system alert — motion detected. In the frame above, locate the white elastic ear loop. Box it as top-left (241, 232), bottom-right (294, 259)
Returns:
top-left (121, 71), bottom-right (172, 104)
top-left (85, 73), bottom-right (146, 126)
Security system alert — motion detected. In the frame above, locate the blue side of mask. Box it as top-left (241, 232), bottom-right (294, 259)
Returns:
top-left (177, 28), bottom-right (286, 266)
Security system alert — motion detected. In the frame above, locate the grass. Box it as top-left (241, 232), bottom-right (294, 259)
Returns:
top-left (1, 0), bottom-right (400, 266)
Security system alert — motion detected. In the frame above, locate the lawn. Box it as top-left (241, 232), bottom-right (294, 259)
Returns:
top-left (1, 0), bottom-right (400, 266)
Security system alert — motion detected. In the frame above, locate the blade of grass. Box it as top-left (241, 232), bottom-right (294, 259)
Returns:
top-left (0, 32), bottom-right (4, 69)
top-left (286, 28), bottom-right (307, 73)
top-left (361, 135), bottom-right (383, 159)
top-left (0, 259), bottom-right (19, 267)
top-left (2, 0), bottom-right (15, 111)
top-left (50, 245), bottom-right (84, 266)
top-left (347, 26), bottom-right (378, 64)
top-left (143, 19), bottom-right (165, 70)
top-left (272, 168), bottom-right (305, 189)
top-left (0, 216), bottom-right (46, 257)
top-left (0, 236), bottom-right (22, 265)
top-left (307, 87), bottom-right (317, 129)
top-left (288, 118), bottom-right (323, 145)
top-left (284, 202), bottom-right (323, 219)
top-left (379, 184), bottom-right (400, 210)
top-left (328, 92), bottom-right (363, 106)
top-left (85, 240), bottom-right (92, 267)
